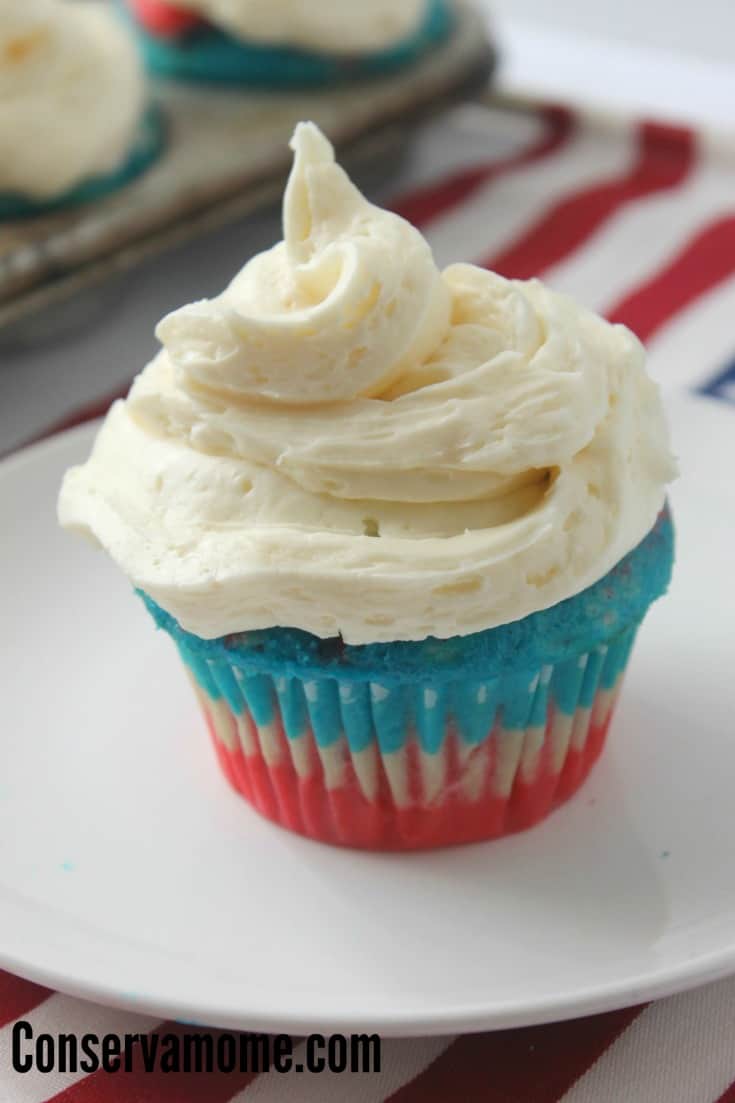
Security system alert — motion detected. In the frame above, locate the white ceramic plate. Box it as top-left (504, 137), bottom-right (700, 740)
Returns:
top-left (0, 391), bottom-right (733, 1037)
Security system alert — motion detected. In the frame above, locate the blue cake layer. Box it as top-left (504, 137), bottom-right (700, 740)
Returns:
top-left (0, 106), bottom-right (163, 221)
top-left (141, 506), bottom-right (674, 688)
top-left (179, 626), bottom-right (637, 749)
top-left (127, 0), bottom-right (453, 87)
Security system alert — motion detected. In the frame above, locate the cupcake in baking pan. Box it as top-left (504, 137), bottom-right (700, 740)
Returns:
top-left (0, 0), bottom-right (162, 220)
top-left (124, 0), bottom-right (453, 86)
top-left (59, 123), bottom-right (677, 850)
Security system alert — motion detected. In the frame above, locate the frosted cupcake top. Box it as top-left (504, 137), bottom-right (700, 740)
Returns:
top-left (0, 0), bottom-right (145, 201)
top-left (155, 0), bottom-right (433, 54)
top-left (58, 123), bottom-right (676, 645)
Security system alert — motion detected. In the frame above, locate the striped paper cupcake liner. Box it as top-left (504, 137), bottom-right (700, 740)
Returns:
top-left (175, 624), bottom-right (639, 850)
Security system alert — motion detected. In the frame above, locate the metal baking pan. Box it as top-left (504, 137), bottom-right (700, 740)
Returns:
top-left (0, 0), bottom-right (494, 330)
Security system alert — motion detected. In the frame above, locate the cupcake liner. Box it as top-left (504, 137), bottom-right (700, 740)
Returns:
top-left (123, 0), bottom-right (454, 87)
top-left (0, 106), bottom-right (164, 221)
top-left (142, 508), bottom-right (673, 850)
top-left (175, 624), bottom-right (638, 850)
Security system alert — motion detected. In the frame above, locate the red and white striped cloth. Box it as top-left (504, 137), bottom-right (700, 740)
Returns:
top-left (2, 971), bottom-right (735, 1101)
top-left (2, 97), bottom-right (735, 1100)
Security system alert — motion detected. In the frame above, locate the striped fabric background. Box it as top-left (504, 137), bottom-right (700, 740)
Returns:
top-left (2, 971), bottom-right (735, 1101)
top-left (2, 97), bottom-right (734, 1099)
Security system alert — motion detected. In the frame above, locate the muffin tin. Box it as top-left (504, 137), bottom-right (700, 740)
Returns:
top-left (0, 0), bottom-right (494, 331)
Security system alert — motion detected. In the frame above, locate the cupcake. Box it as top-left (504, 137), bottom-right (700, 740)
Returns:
top-left (58, 123), bottom-right (676, 851)
top-left (123, 0), bottom-right (453, 86)
top-left (0, 0), bottom-right (162, 220)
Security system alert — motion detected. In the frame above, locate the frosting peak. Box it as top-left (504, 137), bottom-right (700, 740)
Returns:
top-left (157, 123), bottom-right (450, 404)
top-left (58, 123), bottom-right (677, 645)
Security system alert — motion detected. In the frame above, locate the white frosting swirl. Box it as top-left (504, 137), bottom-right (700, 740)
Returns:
top-left (158, 125), bottom-right (450, 405)
top-left (0, 0), bottom-right (145, 201)
top-left (59, 123), bottom-right (677, 645)
top-left (167, 0), bottom-right (430, 54)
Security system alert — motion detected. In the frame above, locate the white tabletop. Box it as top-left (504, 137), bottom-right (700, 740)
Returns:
top-left (486, 0), bottom-right (735, 130)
